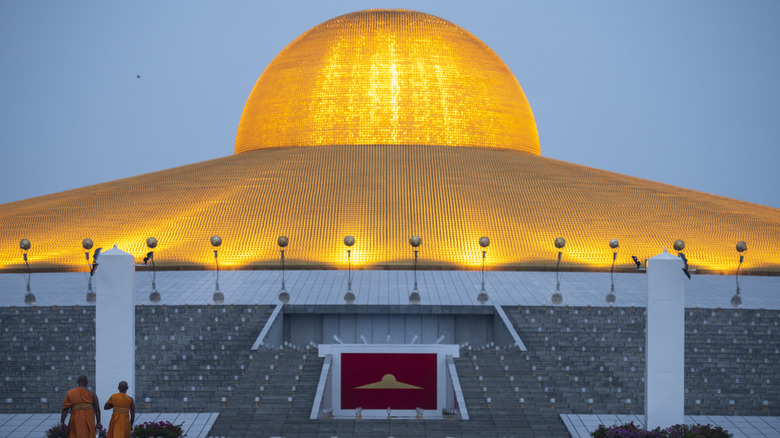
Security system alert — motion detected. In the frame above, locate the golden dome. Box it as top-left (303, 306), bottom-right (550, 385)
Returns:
top-left (235, 9), bottom-right (540, 155)
top-left (2, 145), bottom-right (779, 273)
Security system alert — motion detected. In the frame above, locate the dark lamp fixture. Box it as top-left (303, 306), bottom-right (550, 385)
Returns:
top-left (83, 239), bottom-right (102, 303)
top-left (552, 237), bottom-right (565, 305)
top-left (20, 239), bottom-right (35, 305)
top-left (607, 239), bottom-right (619, 304)
top-left (344, 236), bottom-right (356, 303)
top-left (90, 248), bottom-right (102, 276)
top-left (478, 236), bottom-right (490, 304)
top-left (409, 236), bottom-right (422, 304)
top-left (146, 237), bottom-right (160, 302)
top-left (211, 235), bottom-right (224, 304)
top-left (278, 236), bottom-right (290, 303)
top-left (733, 241), bottom-right (747, 308)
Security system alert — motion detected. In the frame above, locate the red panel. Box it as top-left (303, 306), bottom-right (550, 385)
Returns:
top-left (341, 353), bottom-right (437, 410)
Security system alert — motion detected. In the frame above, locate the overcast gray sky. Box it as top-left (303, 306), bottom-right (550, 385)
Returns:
top-left (2, 1), bottom-right (779, 208)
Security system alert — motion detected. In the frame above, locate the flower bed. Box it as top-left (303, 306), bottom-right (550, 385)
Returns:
top-left (44, 423), bottom-right (67, 438)
top-left (591, 422), bottom-right (732, 438)
top-left (45, 424), bottom-right (106, 438)
top-left (131, 420), bottom-right (186, 438)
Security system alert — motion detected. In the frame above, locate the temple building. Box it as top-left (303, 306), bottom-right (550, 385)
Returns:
top-left (1, 9), bottom-right (779, 438)
top-left (1, 9), bottom-right (777, 274)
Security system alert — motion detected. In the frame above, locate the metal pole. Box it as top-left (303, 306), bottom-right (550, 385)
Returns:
top-left (481, 250), bottom-right (486, 292)
top-left (23, 252), bottom-right (31, 292)
top-left (347, 249), bottom-right (352, 291)
top-left (151, 254), bottom-right (157, 292)
top-left (214, 250), bottom-right (220, 292)
top-left (281, 249), bottom-right (286, 291)
top-left (413, 250), bottom-right (419, 291)
top-left (736, 255), bottom-right (744, 295)
top-left (610, 252), bottom-right (617, 292)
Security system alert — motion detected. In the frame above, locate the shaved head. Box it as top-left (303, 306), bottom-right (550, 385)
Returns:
top-left (77, 375), bottom-right (88, 385)
top-left (118, 381), bottom-right (128, 391)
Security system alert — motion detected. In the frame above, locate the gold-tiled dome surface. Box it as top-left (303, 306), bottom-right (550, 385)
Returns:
top-left (234, 9), bottom-right (540, 155)
top-left (1, 145), bottom-right (778, 273)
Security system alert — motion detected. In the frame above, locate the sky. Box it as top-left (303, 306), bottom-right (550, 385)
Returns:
top-left (1, 1), bottom-right (779, 209)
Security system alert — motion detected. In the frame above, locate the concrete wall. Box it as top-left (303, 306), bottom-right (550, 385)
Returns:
top-left (285, 312), bottom-right (494, 346)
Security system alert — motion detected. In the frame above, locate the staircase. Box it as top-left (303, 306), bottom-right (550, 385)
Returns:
top-left (207, 345), bottom-right (323, 437)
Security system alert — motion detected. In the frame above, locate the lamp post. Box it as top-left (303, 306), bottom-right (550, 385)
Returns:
top-left (211, 235), bottom-right (224, 304)
top-left (145, 237), bottom-right (160, 302)
top-left (82, 238), bottom-right (98, 303)
top-left (732, 241), bottom-right (747, 307)
top-left (83, 239), bottom-right (102, 303)
top-left (409, 236), bottom-right (422, 304)
top-left (607, 239), bottom-right (619, 304)
top-left (278, 236), bottom-right (290, 304)
top-left (552, 237), bottom-right (565, 305)
top-left (20, 239), bottom-right (35, 305)
top-left (344, 236), bottom-right (356, 304)
top-left (478, 236), bottom-right (490, 304)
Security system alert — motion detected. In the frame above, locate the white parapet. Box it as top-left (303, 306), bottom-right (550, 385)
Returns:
top-left (645, 248), bottom-right (685, 429)
top-left (95, 245), bottom-right (136, 408)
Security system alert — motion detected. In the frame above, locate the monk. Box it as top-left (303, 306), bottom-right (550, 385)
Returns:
top-left (104, 381), bottom-right (135, 438)
top-left (61, 375), bottom-right (102, 438)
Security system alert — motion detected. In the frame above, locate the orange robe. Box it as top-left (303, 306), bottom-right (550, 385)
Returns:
top-left (62, 387), bottom-right (95, 438)
top-left (106, 393), bottom-right (133, 438)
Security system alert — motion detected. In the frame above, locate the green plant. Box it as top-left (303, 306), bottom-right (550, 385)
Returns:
top-left (131, 420), bottom-right (186, 438)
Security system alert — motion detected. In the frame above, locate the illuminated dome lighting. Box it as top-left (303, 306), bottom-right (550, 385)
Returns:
top-left (235, 9), bottom-right (540, 155)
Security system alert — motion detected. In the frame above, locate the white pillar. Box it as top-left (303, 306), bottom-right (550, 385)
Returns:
top-left (95, 245), bottom-right (135, 409)
top-left (645, 249), bottom-right (685, 429)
